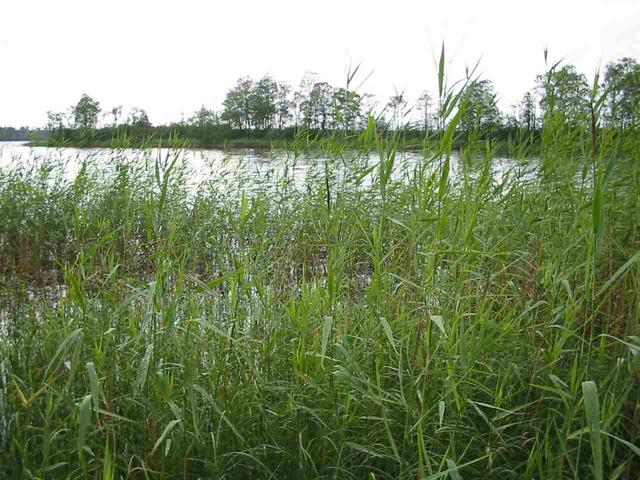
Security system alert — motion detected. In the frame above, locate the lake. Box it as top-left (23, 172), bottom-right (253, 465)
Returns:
top-left (0, 141), bottom-right (530, 196)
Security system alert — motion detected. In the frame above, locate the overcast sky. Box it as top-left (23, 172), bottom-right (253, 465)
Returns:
top-left (1, 0), bottom-right (639, 127)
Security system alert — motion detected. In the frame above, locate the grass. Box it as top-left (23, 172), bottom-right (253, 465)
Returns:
top-left (1, 67), bottom-right (639, 479)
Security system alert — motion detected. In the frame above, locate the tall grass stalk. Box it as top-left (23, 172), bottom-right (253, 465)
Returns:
top-left (1, 62), bottom-right (639, 479)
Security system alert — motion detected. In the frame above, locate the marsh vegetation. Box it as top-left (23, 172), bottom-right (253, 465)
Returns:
top-left (0, 51), bottom-right (639, 478)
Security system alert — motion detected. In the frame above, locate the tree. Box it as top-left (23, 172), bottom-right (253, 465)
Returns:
top-left (294, 72), bottom-right (319, 128)
top-left (357, 94), bottom-right (379, 130)
top-left (460, 80), bottom-right (501, 136)
top-left (333, 88), bottom-right (362, 132)
top-left (108, 105), bottom-right (123, 127)
top-left (46, 111), bottom-right (66, 134)
top-left (222, 77), bottom-right (254, 129)
top-left (275, 81), bottom-right (293, 129)
top-left (536, 64), bottom-right (589, 123)
top-left (386, 91), bottom-right (408, 130)
top-left (128, 107), bottom-right (151, 128)
top-left (504, 104), bottom-right (520, 130)
top-left (603, 57), bottom-right (640, 129)
top-left (301, 81), bottom-right (334, 130)
top-left (416, 91), bottom-right (433, 132)
top-left (72, 94), bottom-right (101, 129)
top-left (250, 76), bottom-right (278, 130)
top-left (518, 91), bottom-right (538, 130)
top-left (190, 106), bottom-right (219, 127)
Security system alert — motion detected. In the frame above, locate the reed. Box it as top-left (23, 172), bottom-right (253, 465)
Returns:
top-left (0, 59), bottom-right (639, 479)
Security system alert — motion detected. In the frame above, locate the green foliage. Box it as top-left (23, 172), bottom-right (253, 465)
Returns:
top-left (460, 79), bottom-right (501, 139)
top-left (2, 51), bottom-right (640, 479)
top-left (518, 91), bottom-right (538, 131)
top-left (12, 53), bottom-right (640, 151)
top-left (1, 109), bottom-right (640, 479)
top-left (222, 76), bottom-right (292, 130)
top-left (603, 57), bottom-right (640, 129)
top-left (72, 94), bottom-right (101, 130)
top-left (536, 64), bottom-right (590, 125)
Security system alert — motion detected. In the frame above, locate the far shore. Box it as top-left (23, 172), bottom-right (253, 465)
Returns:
top-left (23, 138), bottom-right (433, 152)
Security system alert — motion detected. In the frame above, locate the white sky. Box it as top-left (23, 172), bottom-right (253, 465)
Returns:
top-left (1, 0), bottom-right (639, 127)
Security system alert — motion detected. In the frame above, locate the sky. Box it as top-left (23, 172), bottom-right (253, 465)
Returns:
top-left (1, 0), bottom-right (639, 127)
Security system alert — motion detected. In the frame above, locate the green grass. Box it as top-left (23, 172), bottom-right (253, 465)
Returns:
top-left (1, 75), bottom-right (640, 479)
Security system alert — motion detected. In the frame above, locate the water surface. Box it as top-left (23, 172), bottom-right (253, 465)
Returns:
top-left (0, 141), bottom-right (526, 194)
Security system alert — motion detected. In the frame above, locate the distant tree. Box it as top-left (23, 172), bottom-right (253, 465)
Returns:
top-left (190, 106), bottom-right (219, 127)
top-left (386, 91), bottom-right (408, 130)
top-left (301, 81), bottom-right (334, 130)
top-left (109, 105), bottom-right (123, 127)
top-left (360, 94), bottom-right (376, 116)
top-left (504, 104), bottom-right (520, 130)
top-left (333, 88), bottom-right (362, 131)
top-left (128, 107), bottom-right (151, 128)
top-left (460, 80), bottom-right (501, 136)
top-left (294, 73), bottom-right (321, 129)
top-left (603, 57), bottom-right (640, 129)
top-left (416, 91), bottom-right (433, 132)
top-left (358, 94), bottom-right (379, 129)
top-left (222, 77), bottom-right (254, 129)
top-left (275, 81), bottom-right (293, 129)
top-left (72, 94), bottom-right (101, 129)
top-left (0, 126), bottom-right (45, 141)
top-left (46, 111), bottom-right (66, 134)
top-left (536, 64), bottom-right (589, 123)
top-left (518, 91), bottom-right (538, 130)
top-left (250, 76), bottom-right (278, 130)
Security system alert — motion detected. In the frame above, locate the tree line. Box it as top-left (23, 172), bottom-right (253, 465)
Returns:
top-left (2, 56), bottom-right (638, 145)
top-left (44, 98), bottom-right (151, 138)
top-left (219, 57), bottom-right (640, 136)
top-left (0, 126), bottom-right (48, 142)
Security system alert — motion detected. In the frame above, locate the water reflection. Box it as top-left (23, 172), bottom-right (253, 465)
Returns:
top-left (0, 141), bottom-right (534, 197)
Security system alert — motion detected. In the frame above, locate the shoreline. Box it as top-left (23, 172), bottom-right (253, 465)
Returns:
top-left (24, 139), bottom-right (432, 152)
